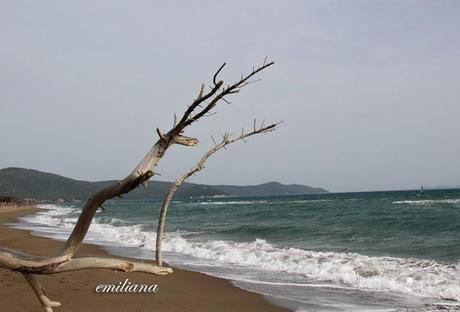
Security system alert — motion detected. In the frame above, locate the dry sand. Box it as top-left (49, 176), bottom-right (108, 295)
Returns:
top-left (0, 206), bottom-right (290, 312)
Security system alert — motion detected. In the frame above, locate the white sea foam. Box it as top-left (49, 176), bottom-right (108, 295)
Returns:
top-left (393, 199), bottom-right (460, 205)
top-left (289, 199), bottom-right (336, 204)
top-left (195, 199), bottom-right (334, 205)
top-left (197, 200), bottom-right (268, 205)
top-left (18, 204), bottom-right (460, 302)
top-left (226, 278), bottom-right (357, 290)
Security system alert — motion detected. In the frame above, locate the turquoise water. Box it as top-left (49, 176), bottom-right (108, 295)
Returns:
top-left (98, 189), bottom-right (460, 262)
top-left (15, 188), bottom-right (460, 311)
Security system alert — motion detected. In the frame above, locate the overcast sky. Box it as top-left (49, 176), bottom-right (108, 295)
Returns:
top-left (1, 1), bottom-right (459, 192)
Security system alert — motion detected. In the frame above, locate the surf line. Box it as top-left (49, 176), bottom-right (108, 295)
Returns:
top-left (95, 279), bottom-right (158, 293)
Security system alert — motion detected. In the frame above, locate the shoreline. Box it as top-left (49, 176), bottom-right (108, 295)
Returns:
top-left (0, 205), bottom-right (291, 312)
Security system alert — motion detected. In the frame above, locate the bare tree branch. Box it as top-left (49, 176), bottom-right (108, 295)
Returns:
top-left (213, 62), bottom-right (226, 86)
top-left (22, 273), bottom-right (61, 312)
top-left (44, 257), bottom-right (172, 275)
top-left (180, 61), bottom-right (275, 128)
top-left (0, 59), bottom-right (275, 312)
top-left (155, 121), bottom-right (280, 266)
top-left (59, 60), bottom-right (273, 260)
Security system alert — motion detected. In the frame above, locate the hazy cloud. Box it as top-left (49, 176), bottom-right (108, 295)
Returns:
top-left (1, 0), bottom-right (459, 192)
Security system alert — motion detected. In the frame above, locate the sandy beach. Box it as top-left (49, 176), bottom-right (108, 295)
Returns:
top-left (0, 205), bottom-right (290, 312)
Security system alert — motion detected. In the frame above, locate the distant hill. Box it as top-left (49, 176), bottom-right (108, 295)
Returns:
top-left (214, 181), bottom-right (327, 197)
top-left (0, 167), bottom-right (328, 201)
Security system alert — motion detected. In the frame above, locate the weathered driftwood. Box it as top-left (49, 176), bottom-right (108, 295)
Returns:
top-left (155, 121), bottom-right (279, 266)
top-left (0, 59), bottom-right (274, 312)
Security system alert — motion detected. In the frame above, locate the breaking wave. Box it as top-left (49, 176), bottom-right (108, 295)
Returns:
top-left (393, 199), bottom-right (460, 206)
top-left (16, 204), bottom-right (460, 302)
top-left (197, 200), bottom-right (268, 205)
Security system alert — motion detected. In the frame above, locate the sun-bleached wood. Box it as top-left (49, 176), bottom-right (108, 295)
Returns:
top-left (47, 257), bottom-right (173, 275)
top-left (22, 273), bottom-right (62, 312)
top-left (0, 59), bottom-right (274, 311)
top-left (155, 121), bottom-right (279, 266)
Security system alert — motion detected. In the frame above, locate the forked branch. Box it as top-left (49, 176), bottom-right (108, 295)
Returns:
top-left (58, 59), bottom-right (274, 260)
top-left (22, 273), bottom-right (61, 312)
top-left (155, 121), bottom-right (280, 266)
top-left (0, 59), bottom-right (275, 312)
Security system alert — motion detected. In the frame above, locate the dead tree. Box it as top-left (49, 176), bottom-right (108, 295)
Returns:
top-left (155, 121), bottom-right (279, 266)
top-left (0, 59), bottom-right (274, 312)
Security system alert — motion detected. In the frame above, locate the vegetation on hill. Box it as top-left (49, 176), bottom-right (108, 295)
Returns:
top-left (0, 167), bottom-right (328, 201)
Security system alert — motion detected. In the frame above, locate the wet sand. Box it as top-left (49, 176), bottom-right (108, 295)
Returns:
top-left (0, 205), bottom-right (290, 312)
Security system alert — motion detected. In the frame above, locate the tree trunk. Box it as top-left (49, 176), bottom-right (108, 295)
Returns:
top-left (0, 59), bottom-right (274, 312)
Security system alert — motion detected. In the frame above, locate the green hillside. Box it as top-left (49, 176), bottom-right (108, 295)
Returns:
top-left (214, 181), bottom-right (328, 196)
top-left (0, 167), bottom-right (327, 201)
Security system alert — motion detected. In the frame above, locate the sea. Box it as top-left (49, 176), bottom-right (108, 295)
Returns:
top-left (11, 189), bottom-right (460, 311)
